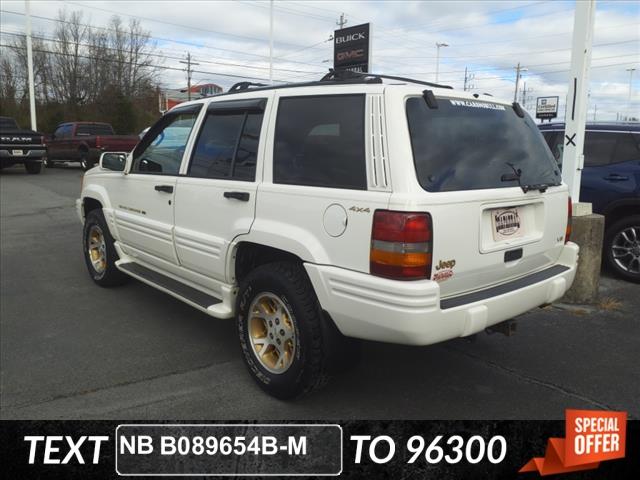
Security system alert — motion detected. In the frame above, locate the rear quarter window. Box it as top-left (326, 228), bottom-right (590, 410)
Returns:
top-left (273, 95), bottom-right (367, 190)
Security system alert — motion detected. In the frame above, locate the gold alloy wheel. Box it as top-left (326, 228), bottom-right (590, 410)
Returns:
top-left (87, 225), bottom-right (107, 274)
top-left (248, 292), bottom-right (297, 374)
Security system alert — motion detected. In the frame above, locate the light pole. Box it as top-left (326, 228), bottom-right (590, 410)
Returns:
top-left (25, 0), bottom-right (37, 130)
top-left (626, 67), bottom-right (636, 120)
top-left (269, 0), bottom-right (274, 84)
top-left (435, 42), bottom-right (448, 83)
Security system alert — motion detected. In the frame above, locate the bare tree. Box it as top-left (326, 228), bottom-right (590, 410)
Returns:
top-left (48, 9), bottom-right (90, 106)
top-left (2, 7), bottom-right (161, 131)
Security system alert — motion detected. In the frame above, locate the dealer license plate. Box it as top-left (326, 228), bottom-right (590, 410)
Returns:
top-left (491, 207), bottom-right (524, 241)
top-left (12, 149), bottom-right (24, 156)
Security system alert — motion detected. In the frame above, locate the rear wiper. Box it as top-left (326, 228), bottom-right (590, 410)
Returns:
top-left (501, 163), bottom-right (526, 193)
top-left (501, 163), bottom-right (551, 193)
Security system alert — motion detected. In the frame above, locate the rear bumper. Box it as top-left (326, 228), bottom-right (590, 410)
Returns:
top-left (305, 242), bottom-right (579, 346)
top-left (0, 148), bottom-right (46, 163)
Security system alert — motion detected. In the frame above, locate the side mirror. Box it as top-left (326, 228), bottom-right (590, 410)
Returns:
top-left (100, 152), bottom-right (127, 172)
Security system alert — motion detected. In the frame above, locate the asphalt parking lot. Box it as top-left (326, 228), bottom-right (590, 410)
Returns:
top-left (1, 165), bottom-right (639, 420)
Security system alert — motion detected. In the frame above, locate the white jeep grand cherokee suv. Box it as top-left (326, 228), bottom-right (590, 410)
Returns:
top-left (77, 71), bottom-right (578, 399)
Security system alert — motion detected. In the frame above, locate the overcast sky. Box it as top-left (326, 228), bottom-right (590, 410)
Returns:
top-left (1, 0), bottom-right (638, 120)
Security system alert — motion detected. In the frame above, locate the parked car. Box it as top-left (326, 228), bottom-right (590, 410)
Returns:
top-left (77, 72), bottom-right (578, 398)
top-left (539, 122), bottom-right (640, 282)
top-left (46, 122), bottom-right (139, 170)
top-left (0, 116), bottom-right (46, 174)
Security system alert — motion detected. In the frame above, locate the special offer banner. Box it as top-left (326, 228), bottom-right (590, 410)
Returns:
top-left (1, 416), bottom-right (638, 479)
top-left (520, 409), bottom-right (627, 476)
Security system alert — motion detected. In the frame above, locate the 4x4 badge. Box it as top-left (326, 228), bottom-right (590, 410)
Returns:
top-left (349, 206), bottom-right (370, 213)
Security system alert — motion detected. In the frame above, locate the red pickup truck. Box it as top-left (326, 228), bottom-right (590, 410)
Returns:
top-left (46, 122), bottom-right (139, 170)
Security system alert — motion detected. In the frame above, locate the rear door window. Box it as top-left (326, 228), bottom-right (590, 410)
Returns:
top-left (611, 132), bottom-right (640, 163)
top-left (406, 97), bottom-right (561, 192)
top-left (76, 124), bottom-right (114, 136)
top-left (583, 132), bottom-right (618, 166)
top-left (188, 109), bottom-right (264, 181)
top-left (273, 95), bottom-right (367, 190)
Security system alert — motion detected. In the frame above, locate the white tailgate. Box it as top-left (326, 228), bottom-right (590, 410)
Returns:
top-left (398, 186), bottom-right (569, 298)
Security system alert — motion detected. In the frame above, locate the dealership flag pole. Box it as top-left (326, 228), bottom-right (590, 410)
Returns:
top-left (25, 0), bottom-right (37, 130)
top-left (561, 0), bottom-right (596, 206)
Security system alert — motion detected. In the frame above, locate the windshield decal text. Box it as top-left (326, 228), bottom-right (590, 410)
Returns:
top-left (449, 100), bottom-right (506, 110)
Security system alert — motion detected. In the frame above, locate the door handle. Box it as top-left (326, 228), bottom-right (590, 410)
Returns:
top-left (603, 174), bottom-right (629, 182)
top-left (223, 191), bottom-right (250, 201)
top-left (154, 185), bottom-right (174, 193)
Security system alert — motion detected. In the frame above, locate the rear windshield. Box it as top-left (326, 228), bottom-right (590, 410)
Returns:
top-left (76, 124), bottom-right (114, 136)
top-left (406, 97), bottom-right (561, 192)
top-left (0, 117), bottom-right (19, 129)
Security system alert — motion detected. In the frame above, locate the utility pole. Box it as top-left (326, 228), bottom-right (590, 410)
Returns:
top-left (626, 67), bottom-right (636, 121)
top-left (25, 0), bottom-right (37, 130)
top-left (463, 67), bottom-right (475, 92)
top-left (593, 104), bottom-right (597, 121)
top-left (561, 0), bottom-right (596, 204)
top-left (336, 13), bottom-right (347, 29)
top-left (435, 42), bottom-right (448, 83)
top-left (179, 53), bottom-right (199, 101)
top-left (269, 0), bottom-right (274, 84)
top-left (513, 63), bottom-right (527, 103)
top-left (521, 82), bottom-right (533, 108)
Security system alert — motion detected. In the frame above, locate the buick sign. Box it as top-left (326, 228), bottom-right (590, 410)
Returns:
top-left (334, 23), bottom-right (371, 73)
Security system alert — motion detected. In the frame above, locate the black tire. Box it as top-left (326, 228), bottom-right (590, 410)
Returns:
top-left (604, 215), bottom-right (640, 283)
top-left (24, 162), bottom-right (42, 174)
top-left (83, 209), bottom-right (128, 287)
top-left (236, 262), bottom-right (351, 399)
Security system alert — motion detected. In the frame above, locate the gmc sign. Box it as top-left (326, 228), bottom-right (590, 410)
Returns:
top-left (333, 23), bottom-right (370, 73)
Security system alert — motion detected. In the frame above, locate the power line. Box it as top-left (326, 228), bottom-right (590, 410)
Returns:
top-left (0, 42), bottom-right (295, 84)
top-left (0, 9), bottom-right (329, 70)
top-left (374, 4), bottom-right (575, 52)
top-left (65, 0), bottom-right (328, 51)
top-left (446, 21), bottom-right (640, 49)
top-left (0, 30), bottom-right (325, 76)
top-left (388, 52), bottom-right (639, 78)
top-left (235, 0), bottom-right (337, 23)
top-left (376, 39), bottom-right (638, 62)
top-left (382, 1), bottom-right (551, 34)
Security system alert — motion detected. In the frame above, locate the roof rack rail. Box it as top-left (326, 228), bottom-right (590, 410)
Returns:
top-left (214, 69), bottom-right (452, 99)
top-left (320, 68), bottom-right (453, 89)
top-left (228, 81), bottom-right (268, 92)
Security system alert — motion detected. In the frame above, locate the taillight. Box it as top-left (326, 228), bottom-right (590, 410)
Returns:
top-left (370, 210), bottom-right (433, 280)
top-left (95, 135), bottom-right (102, 148)
top-left (565, 197), bottom-right (572, 243)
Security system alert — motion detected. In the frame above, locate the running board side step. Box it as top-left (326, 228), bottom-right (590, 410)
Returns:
top-left (117, 262), bottom-right (232, 318)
